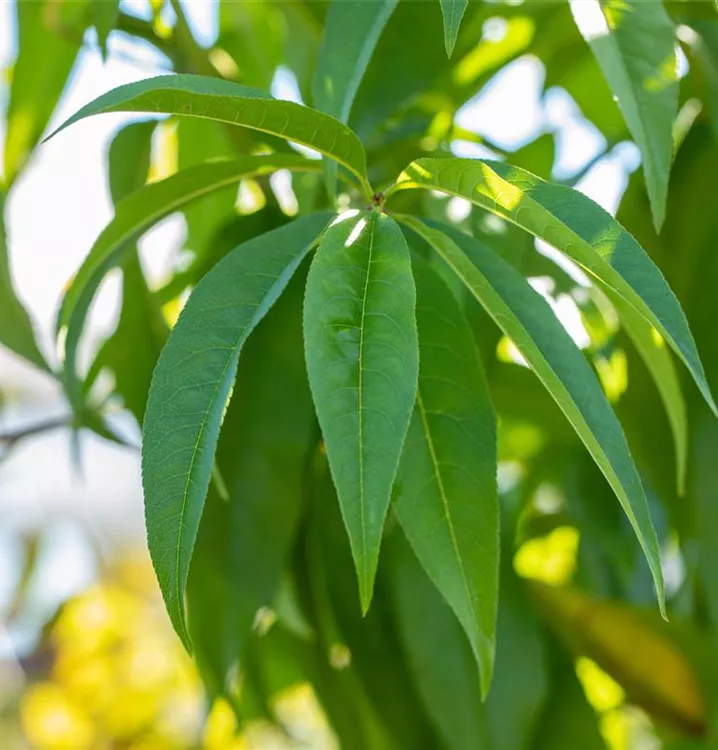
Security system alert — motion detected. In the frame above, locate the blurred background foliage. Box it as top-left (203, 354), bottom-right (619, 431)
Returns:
top-left (3, 0), bottom-right (718, 748)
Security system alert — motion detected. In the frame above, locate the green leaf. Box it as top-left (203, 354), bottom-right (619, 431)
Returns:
top-left (313, 0), bottom-right (397, 200)
top-left (0, 192), bottom-right (50, 371)
top-left (86, 121), bottom-right (167, 425)
top-left (5, 0), bottom-right (82, 186)
top-left (176, 118), bottom-right (236, 264)
top-left (142, 213), bottom-right (330, 648)
top-left (92, 0), bottom-right (120, 60)
top-left (313, 0), bottom-right (397, 123)
top-left (487, 566), bottom-right (549, 750)
top-left (389, 158), bottom-right (717, 417)
top-left (303, 211), bottom-right (419, 612)
top-left (615, 297), bottom-right (687, 495)
top-left (57, 154), bottom-right (321, 408)
top-left (394, 256), bottom-right (498, 697)
top-left (186, 270), bottom-right (315, 703)
top-left (389, 531), bottom-right (489, 750)
top-left (396, 215), bottom-right (665, 615)
top-left (45, 74), bottom-right (371, 196)
top-left (440, 0), bottom-right (468, 57)
top-left (569, 0), bottom-right (678, 230)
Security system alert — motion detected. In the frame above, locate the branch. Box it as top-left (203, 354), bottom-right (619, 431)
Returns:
top-left (0, 417), bottom-right (71, 449)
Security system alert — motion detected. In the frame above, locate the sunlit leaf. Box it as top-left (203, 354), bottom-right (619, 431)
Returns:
top-left (45, 74), bottom-right (371, 195)
top-left (57, 154), bottom-right (321, 408)
top-left (389, 158), bottom-right (717, 417)
top-left (569, 0), bottom-right (678, 229)
top-left (440, 0), bottom-right (468, 57)
top-left (0, 192), bottom-right (50, 371)
top-left (5, 0), bottom-right (81, 185)
top-left (303, 211), bottom-right (419, 612)
top-left (394, 255), bottom-right (498, 696)
top-left (142, 213), bottom-right (330, 648)
top-left (397, 215), bottom-right (665, 614)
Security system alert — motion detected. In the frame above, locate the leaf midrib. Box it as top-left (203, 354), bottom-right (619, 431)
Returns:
top-left (415, 388), bottom-right (478, 647)
top-left (357, 214), bottom-right (377, 603)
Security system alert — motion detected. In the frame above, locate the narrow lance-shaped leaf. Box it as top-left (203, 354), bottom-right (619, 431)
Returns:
top-left (304, 211), bottom-right (419, 612)
top-left (388, 531), bottom-right (489, 750)
top-left (93, 0), bottom-right (121, 60)
top-left (88, 120), bottom-right (167, 425)
top-left (5, 0), bottom-right (81, 186)
top-left (394, 255), bottom-right (498, 696)
top-left (615, 296), bottom-right (687, 495)
top-left (313, 0), bottom-right (397, 198)
top-left (186, 270), bottom-right (315, 703)
top-left (440, 0), bottom-right (469, 57)
top-left (57, 154), bottom-right (322, 407)
top-left (142, 213), bottom-right (330, 649)
top-left (569, 0), bottom-right (678, 230)
top-left (389, 158), bottom-right (717, 417)
top-left (397, 215), bottom-right (665, 614)
top-left (0, 192), bottom-right (50, 371)
top-left (44, 74), bottom-right (372, 197)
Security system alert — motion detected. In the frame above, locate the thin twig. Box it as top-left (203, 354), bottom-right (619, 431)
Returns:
top-left (0, 417), bottom-right (71, 449)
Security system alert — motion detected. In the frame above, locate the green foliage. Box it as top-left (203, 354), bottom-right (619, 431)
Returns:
top-left (570, 0), bottom-right (678, 230)
top-left (304, 211), bottom-right (418, 611)
top-left (0, 191), bottom-right (49, 372)
top-left (8, 0), bottom-right (718, 745)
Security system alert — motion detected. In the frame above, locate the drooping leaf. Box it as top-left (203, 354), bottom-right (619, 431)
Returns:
top-left (394, 255), bottom-right (498, 696)
top-left (439, 0), bottom-right (468, 57)
top-left (397, 215), bottom-right (665, 614)
top-left (142, 213), bottom-right (330, 648)
top-left (57, 154), bottom-right (321, 407)
top-left (92, 0), bottom-right (120, 59)
top-left (0, 192), bottom-right (50, 371)
top-left (45, 74), bottom-right (371, 195)
top-left (303, 210), bottom-right (419, 612)
top-left (389, 158), bottom-right (717, 417)
top-left (5, 0), bottom-right (82, 185)
top-left (86, 121), bottom-right (167, 425)
top-left (312, 0), bottom-right (397, 199)
top-left (615, 296), bottom-right (687, 495)
top-left (186, 270), bottom-right (315, 703)
top-left (569, 0), bottom-right (678, 229)
top-left (389, 531), bottom-right (489, 750)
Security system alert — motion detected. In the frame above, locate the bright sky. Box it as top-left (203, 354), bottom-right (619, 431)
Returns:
top-left (0, 1), bottom-right (640, 646)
